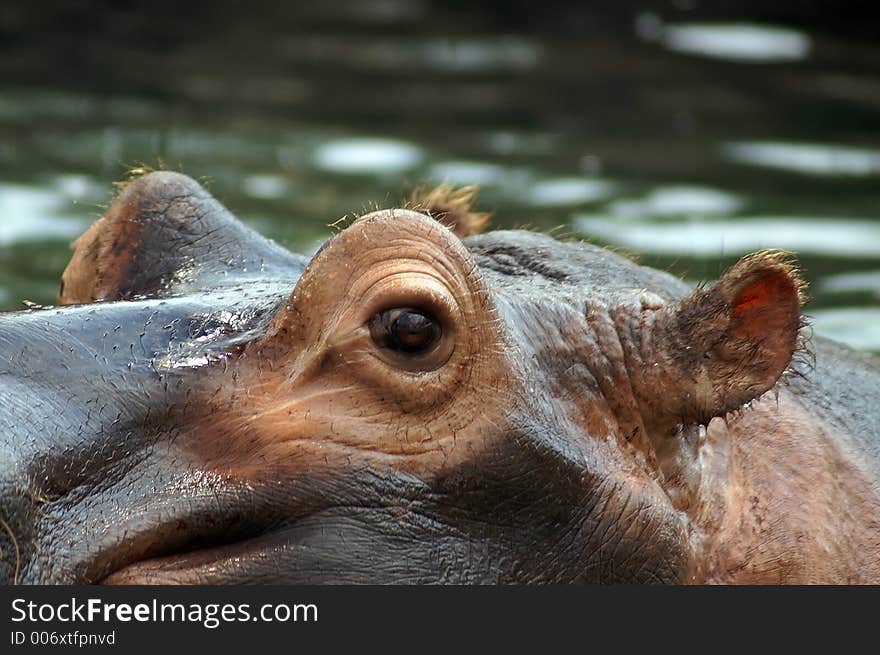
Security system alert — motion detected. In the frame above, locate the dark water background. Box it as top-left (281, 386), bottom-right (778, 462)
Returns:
top-left (1, 1), bottom-right (878, 350)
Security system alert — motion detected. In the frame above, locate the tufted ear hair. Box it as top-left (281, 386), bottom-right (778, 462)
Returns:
top-left (629, 250), bottom-right (807, 430)
top-left (405, 184), bottom-right (491, 238)
top-left (60, 171), bottom-right (305, 305)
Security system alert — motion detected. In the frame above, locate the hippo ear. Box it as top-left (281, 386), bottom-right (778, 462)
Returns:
top-left (636, 251), bottom-right (806, 427)
top-left (59, 171), bottom-right (305, 305)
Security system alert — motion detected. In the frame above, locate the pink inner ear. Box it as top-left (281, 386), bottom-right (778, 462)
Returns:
top-left (731, 271), bottom-right (799, 340)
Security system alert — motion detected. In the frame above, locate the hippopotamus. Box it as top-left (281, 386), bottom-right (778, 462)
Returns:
top-left (1, 171), bottom-right (877, 585)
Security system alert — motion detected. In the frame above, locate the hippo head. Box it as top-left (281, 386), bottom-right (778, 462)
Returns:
top-left (0, 172), bottom-right (805, 584)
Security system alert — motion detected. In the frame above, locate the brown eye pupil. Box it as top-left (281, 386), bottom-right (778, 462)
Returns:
top-left (371, 308), bottom-right (441, 354)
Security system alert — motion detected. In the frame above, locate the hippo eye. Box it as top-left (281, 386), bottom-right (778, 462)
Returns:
top-left (370, 308), bottom-right (442, 355)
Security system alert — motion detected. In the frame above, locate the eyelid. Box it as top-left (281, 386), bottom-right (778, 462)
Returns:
top-left (354, 273), bottom-right (458, 332)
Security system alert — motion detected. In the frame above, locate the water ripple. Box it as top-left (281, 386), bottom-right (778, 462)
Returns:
top-left (723, 141), bottom-right (880, 176)
top-left (662, 23), bottom-right (811, 63)
top-left (0, 183), bottom-right (86, 245)
top-left (575, 215), bottom-right (880, 258)
top-left (312, 138), bottom-right (424, 175)
top-left (810, 308), bottom-right (880, 352)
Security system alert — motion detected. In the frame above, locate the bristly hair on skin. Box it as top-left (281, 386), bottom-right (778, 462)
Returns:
top-left (733, 249), bottom-right (810, 305)
top-left (405, 184), bottom-right (492, 238)
top-left (113, 161), bottom-right (210, 199)
top-left (735, 249), bottom-right (815, 382)
top-left (113, 163), bottom-right (157, 194)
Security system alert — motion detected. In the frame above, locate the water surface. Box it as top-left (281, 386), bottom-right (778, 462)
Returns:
top-left (0, 2), bottom-right (877, 350)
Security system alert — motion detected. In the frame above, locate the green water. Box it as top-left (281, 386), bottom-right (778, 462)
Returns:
top-left (1, 2), bottom-right (878, 350)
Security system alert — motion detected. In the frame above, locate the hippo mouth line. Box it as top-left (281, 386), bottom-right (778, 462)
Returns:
top-left (39, 442), bottom-right (416, 584)
top-left (93, 500), bottom-right (331, 585)
top-left (51, 463), bottom-right (329, 585)
top-left (100, 528), bottom-right (293, 585)
top-left (96, 499), bottom-right (433, 584)
top-left (93, 498), bottom-right (391, 585)
top-left (90, 492), bottom-right (343, 585)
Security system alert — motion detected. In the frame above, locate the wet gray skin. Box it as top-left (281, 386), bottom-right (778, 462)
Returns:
top-left (1, 172), bottom-right (878, 584)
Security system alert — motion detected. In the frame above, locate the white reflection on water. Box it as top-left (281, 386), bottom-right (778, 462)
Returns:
top-left (525, 178), bottom-right (614, 207)
top-left (312, 138), bottom-right (424, 175)
top-left (574, 215), bottom-right (880, 257)
top-left (810, 308), bottom-right (880, 351)
top-left (0, 183), bottom-right (86, 245)
top-left (288, 35), bottom-right (538, 74)
top-left (663, 23), bottom-right (810, 62)
top-left (421, 37), bottom-right (539, 72)
top-left (242, 174), bottom-right (288, 199)
top-left (428, 160), bottom-right (530, 187)
top-left (52, 174), bottom-right (104, 201)
top-left (819, 270), bottom-right (880, 296)
top-left (488, 131), bottom-right (557, 156)
top-left (609, 185), bottom-right (744, 219)
top-left (723, 141), bottom-right (880, 176)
